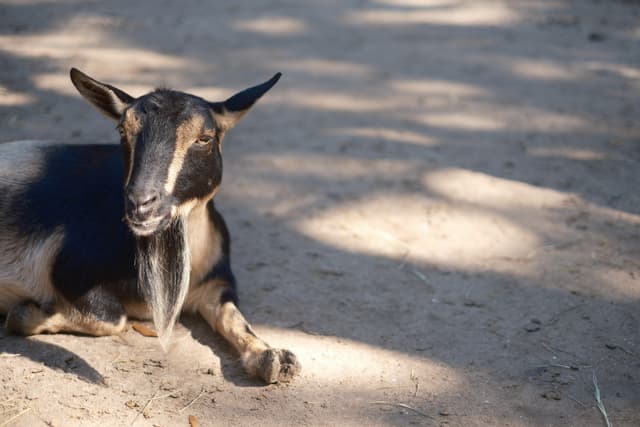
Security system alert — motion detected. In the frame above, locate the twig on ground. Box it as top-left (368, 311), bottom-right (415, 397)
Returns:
top-left (130, 387), bottom-right (160, 426)
top-left (540, 342), bottom-right (589, 366)
top-left (396, 249), bottom-right (410, 269)
top-left (546, 303), bottom-right (587, 326)
top-left (178, 388), bottom-right (206, 413)
top-left (369, 401), bottom-right (434, 419)
top-left (0, 407), bottom-right (31, 427)
top-left (410, 269), bottom-right (429, 285)
top-left (567, 394), bottom-right (587, 408)
top-left (593, 371), bottom-right (612, 427)
top-left (410, 369), bottom-right (419, 397)
top-left (540, 342), bottom-right (561, 358)
top-left (0, 397), bottom-right (19, 406)
top-left (534, 363), bottom-right (579, 370)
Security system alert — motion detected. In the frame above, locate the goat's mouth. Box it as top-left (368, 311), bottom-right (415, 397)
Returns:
top-left (126, 214), bottom-right (171, 236)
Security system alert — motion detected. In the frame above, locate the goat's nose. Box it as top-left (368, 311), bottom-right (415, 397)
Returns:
top-left (126, 189), bottom-right (160, 216)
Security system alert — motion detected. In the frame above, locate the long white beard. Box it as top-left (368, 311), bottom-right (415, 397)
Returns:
top-left (135, 217), bottom-right (190, 350)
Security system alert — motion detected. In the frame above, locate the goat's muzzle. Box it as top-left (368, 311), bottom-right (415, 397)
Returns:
top-left (125, 187), bottom-right (172, 236)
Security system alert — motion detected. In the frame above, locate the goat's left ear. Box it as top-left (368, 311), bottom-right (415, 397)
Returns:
top-left (70, 68), bottom-right (135, 121)
top-left (209, 73), bottom-right (281, 131)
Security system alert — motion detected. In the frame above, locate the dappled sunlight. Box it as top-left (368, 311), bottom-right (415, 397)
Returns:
top-left (279, 89), bottom-right (405, 113)
top-left (294, 192), bottom-right (540, 274)
top-left (389, 78), bottom-right (488, 98)
top-left (413, 103), bottom-right (590, 134)
top-left (584, 61), bottom-right (640, 81)
top-left (0, 13), bottom-right (189, 94)
top-left (232, 152), bottom-right (414, 180)
top-left (33, 72), bottom-right (159, 97)
top-left (528, 146), bottom-right (609, 161)
top-left (268, 58), bottom-right (372, 78)
top-left (254, 326), bottom-right (462, 390)
top-left (1, 0), bottom-right (93, 4)
top-left (329, 127), bottom-right (437, 146)
top-left (233, 16), bottom-right (306, 36)
top-left (372, 0), bottom-right (453, 7)
top-left (1, 0), bottom-right (639, 425)
top-left (415, 111), bottom-right (504, 131)
top-left (0, 85), bottom-right (33, 106)
top-left (345, 1), bottom-right (517, 26)
top-left (423, 168), bottom-right (569, 211)
top-left (508, 59), bottom-right (577, 81)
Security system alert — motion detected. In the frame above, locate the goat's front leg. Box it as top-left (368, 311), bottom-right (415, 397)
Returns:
top-left (188, 280), bottom-right (300, 383)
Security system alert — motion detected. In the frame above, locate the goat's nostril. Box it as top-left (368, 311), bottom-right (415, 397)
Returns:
top-left (127, 189), bottom-right (160, 214)
top-left (138, 192), bottom-right (158, 207)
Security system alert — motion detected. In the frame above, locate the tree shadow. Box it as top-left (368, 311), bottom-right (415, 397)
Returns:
top-left (1, 0), bottom-right (639, 424)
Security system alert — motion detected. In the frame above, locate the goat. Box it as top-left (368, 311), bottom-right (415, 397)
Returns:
top-left (0, 68), bottom-right (300, 383)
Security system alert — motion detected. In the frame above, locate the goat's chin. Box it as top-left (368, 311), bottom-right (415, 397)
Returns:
top-left (127, 215), bottom-right (172, 237)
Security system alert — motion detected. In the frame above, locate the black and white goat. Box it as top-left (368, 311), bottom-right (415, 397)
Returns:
top-left (0, 69), bottom-right (299, 383)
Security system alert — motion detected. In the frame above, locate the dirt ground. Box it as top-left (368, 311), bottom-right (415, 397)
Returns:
top-left (0, 0), bottom-right (639, 426)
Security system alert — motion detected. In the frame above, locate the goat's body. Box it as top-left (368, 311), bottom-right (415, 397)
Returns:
top-left (1, 141), bottom-right (138, 312)
top-left (1, 69), bottom-right (299, 384)
top-left (0, 140), bottom-right (234, 324)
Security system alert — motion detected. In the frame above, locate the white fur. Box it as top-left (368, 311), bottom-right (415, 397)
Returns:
top-left (0, 140), bottom-right (64, 313)
top-left (0, 229), bottom-right (65, 313)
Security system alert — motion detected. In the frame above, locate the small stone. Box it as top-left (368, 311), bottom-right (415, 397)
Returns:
top-left (541, 391), bottom-right (561, 400)
top-left (439, 409), bottom-right (450, 416)
top-left (125, 400), bottom-right (140, 409)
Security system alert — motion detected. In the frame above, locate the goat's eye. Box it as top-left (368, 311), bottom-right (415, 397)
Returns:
top-left (196, 135), bottom-right (214, 146)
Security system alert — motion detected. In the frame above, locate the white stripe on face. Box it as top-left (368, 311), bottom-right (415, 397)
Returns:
top-left (164, 115), bottom-right (205, 194)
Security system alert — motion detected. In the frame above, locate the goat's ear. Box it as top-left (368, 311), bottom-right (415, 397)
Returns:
top-left (209, 73), bottom-right (281, 131)
top-left (70, 68), bottom-right (135, 121)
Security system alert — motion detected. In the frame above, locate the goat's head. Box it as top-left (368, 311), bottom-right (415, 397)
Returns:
top-left (70, 68), bottom-right (280, 236)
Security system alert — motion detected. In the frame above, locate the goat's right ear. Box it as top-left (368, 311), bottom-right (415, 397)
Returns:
top-left (70, 68), bottom-right (135, 121)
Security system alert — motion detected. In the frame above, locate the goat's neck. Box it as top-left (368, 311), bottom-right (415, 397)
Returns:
top-left (185, 199), bottom-right (221, 287)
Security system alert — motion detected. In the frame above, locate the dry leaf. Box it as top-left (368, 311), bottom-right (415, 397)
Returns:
top-left (188, 414), bottom-right (199, 427)
top-left (132, 323), bottom-right (158, 337)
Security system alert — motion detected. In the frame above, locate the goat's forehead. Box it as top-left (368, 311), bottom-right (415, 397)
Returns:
top-left (125, 91), bottom-right (212, 128)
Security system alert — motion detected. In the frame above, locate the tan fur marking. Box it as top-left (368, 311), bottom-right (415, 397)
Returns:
top-left (6, 302), bottom-right (126, 336)
top-left (182, 278), bottom-right (225, 313)
top-left (185, 202), bottom-right (222, 287)
top-left (165, 115), bottom-right (205, 194)
top-left (191, 283), bottom-right (270, 370)
top-left (214, 302), bottom-right (270, 376)
top-left (188, 282), bottom-right (299, 382)
top-left (122, 108), bottom-right (142, 185)
top-left (123, 108), bottom-right (142, 136)
top-left (123, 301), bottom-right (151, 320)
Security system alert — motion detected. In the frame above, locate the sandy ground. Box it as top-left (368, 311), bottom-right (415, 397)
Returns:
top-left (0, 0), bottom-right (639, 426)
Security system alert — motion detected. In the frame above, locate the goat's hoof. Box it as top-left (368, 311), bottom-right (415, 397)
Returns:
top-left (255, 348), bottom-right (300, 384)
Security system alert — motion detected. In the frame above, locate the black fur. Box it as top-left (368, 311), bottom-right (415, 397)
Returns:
top-left (1, 143), bottom-right (233, 319)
